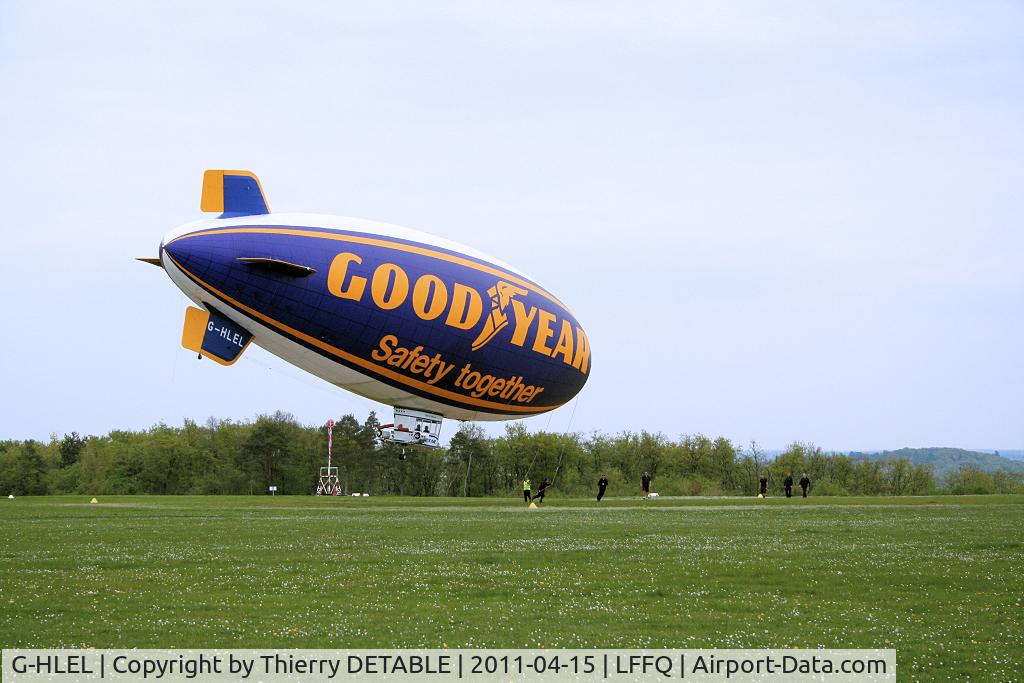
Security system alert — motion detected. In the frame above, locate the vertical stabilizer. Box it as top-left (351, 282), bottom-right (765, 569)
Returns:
top-left (200, 170), bottom-right (270, 218)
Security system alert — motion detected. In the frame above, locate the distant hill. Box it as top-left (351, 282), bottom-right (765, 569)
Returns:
top-left (975, 449), bottom-right (1024, 462)
top-left (850, 448), bottom-right (1024, 478)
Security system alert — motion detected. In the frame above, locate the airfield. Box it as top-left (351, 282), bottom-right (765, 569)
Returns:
top-left (1, 495), bottom-right (1021, 680)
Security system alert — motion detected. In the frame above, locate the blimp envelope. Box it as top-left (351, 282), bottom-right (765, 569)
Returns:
top-left (151, 170), bottom-right (592, 425)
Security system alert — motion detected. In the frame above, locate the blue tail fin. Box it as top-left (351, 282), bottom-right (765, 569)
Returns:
top-left (181, 305), bottom-right (253, 366)
top-left (200, 170), bottom-right (270, 218)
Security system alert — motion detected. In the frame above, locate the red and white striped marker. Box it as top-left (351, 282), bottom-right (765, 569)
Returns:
top-left (327, 419), bottom-right (334, 469)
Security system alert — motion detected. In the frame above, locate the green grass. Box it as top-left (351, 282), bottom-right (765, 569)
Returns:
top-left (1, 495), bottom-right (1022, 680)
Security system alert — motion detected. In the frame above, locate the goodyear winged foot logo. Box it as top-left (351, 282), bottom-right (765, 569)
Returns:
top-left (470, 281), bottom-right (529, 351)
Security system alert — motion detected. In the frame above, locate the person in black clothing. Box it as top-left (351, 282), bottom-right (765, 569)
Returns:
top-left (641, 472), bottom-right (651, 498)
top-left (535, 478), bottom-right (549, 504)
top-left (758, 473), bottom-right (768, 497)
top-left (799, 473), bottom-right (811, 498)
top-left (783, 473), bottom-right (794, 498)
top-left (597, 475), bottom-right (609, 502)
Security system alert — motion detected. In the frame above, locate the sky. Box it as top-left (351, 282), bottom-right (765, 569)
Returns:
top-left (0, 1), bottom-right (1021, 451)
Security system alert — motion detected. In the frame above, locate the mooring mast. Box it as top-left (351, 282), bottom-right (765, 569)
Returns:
top-left (315, 419), bottom-right (342, 495)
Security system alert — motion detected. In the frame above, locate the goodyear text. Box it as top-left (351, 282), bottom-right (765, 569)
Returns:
top-left (328, 252), bottom-right (590, 373)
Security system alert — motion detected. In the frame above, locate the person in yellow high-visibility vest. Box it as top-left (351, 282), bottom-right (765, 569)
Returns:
top-left (522, 476), bottom-right (532, 503)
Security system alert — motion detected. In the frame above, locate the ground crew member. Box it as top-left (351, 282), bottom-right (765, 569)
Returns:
top-left (784, 473), bottom-right (794, 498)
top-left (535, 478), bottom-right (549, 503)
top-left (522, 476), bottom-right (532, 503)
top-left (799, 473), bottom-right (811, 498)
top-left (641, 472), bottom-right (651, 498)
top-left (759, 474), bottom-right (768, 497)
top-left (597, 475), bottom-right (609, 502)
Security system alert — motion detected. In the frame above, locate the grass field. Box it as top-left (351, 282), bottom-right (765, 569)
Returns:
top-left (1, 495), bottom-right (1022, 680)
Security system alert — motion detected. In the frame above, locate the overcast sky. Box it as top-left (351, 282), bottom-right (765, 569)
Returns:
top-left (1, 1), bottom-right (1021, 451)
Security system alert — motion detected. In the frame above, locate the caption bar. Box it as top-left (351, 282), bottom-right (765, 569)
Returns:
top-left (2, 649), bottom-right (895, 682)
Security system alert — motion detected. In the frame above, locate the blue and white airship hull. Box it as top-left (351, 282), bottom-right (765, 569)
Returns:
top-left (150, 171), bottom-right (591, 441)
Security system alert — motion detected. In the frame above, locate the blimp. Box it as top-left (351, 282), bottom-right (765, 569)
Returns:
top-left (141, 170), bottom-right (591, 447)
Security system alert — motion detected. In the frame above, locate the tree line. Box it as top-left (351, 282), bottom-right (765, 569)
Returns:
top-left (1, 412), bottom-right (1022, 497)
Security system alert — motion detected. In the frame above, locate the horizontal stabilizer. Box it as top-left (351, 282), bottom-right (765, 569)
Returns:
top-left (237, 257), bottom-right (316, 276)
top-left (136, 257), bottom-right (163, 267)
top-left (200, 170), bottom-right (270, 218)
top-left (181, 305), bottom-right (253, 366)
